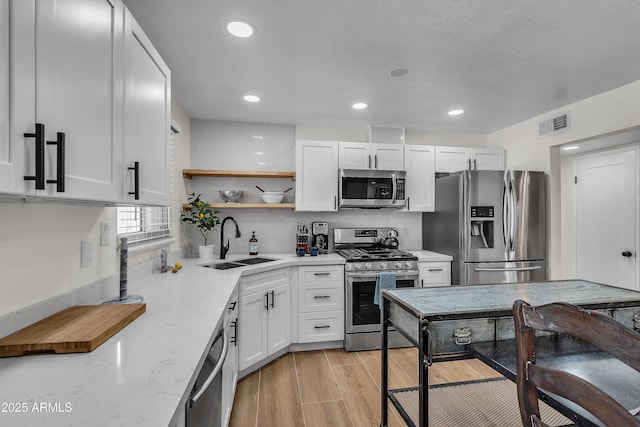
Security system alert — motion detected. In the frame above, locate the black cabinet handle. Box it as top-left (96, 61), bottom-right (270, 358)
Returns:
top-left (46, 132), bottom-right (65, 192)
top-left (128, 161), bottom-right (139, 200)
top-left (230, 320), bottom-right (238, 345)
top-left (228, 301), bottom-right (237, 311)
top-left (24, 123), bottom-right (45, 189)
top-left (622, 251), bottom-right (633, 258)
top-left (270, 290), bottom-right (275, 308)
top-left (264, 292), bottom-right (269, 310)
top-left (314, 325), bottom-right (330, 329)
top-left (314, 295), bottom-right (330, 299)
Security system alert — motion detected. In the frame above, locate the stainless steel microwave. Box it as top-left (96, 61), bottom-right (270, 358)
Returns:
top-left (339, 169), bottom-right (407, 208)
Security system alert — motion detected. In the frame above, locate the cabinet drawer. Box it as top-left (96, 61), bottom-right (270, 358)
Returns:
top-left (298, 311), bottom-right (344, 343)
top-left (429, 318), bottom-right (495, 357)
top-left (299, 265), bottom-right (343, 283)
top-left (239, 268), bottom-right (289, 296)
top-left (419, 262), bottom-right (451, 287)
top-left (299, 282), bottom-right (344, 312)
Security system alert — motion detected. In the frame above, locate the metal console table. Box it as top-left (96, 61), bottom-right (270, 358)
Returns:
top-left (380, 280), bottom-right (640, 427)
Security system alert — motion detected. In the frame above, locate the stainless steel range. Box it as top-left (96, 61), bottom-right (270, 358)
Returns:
top-left (334, 228), bottom-right (419, 351)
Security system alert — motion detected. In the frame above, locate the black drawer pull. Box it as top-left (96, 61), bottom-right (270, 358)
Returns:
top-left (46, 132), bottom-right (65, 192)
top-left (314, 295), bottom-right (330, 299)
top-left (24, 123), bottom-right (45, 189)
top-left (428, 268), bottom-right (444, 272)
top-left (314, 325), bottom-right (330, 329)
top-left (313, 272), bottom-right (331, 276)
top-left (228, 301), bottom-right (237, 311)
top-left (128, 161), bottom-right (139, 200)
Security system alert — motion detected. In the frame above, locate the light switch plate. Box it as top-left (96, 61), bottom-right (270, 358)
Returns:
top-left (100, 223), bottom-right (110, 247)
top-left (81, 241), bottom-right (92, 267)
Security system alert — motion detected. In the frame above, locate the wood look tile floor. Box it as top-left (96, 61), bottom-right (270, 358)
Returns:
top-left (229, 348), bottom-right (502, 427)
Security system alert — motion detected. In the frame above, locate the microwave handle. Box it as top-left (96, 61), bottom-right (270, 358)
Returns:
top-left (392, 173), bottom-right (397, 203)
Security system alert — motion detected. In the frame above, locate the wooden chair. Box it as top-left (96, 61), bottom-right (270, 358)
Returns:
top-left (513, 300), bottom-right (640, 427)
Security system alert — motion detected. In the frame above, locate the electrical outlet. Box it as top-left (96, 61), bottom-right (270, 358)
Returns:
top-left (100, 223), bottom-right (110, 247)
top-left (81, 240), bottom-right (92, 268)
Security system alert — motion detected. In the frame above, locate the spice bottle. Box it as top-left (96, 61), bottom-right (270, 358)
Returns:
top-left (249, 231), bottom-right (259, 255)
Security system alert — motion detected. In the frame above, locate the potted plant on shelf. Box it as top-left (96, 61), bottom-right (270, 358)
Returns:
top-left (181, 193), bottom-right (220, 259)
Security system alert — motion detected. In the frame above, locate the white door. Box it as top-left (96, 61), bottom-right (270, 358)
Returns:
top-left (34, 0), bottom-right (124, 201)
top-left (238, 292), bottom-right (268, 371)
top-left (123, 9), bottom-right (171, 205)
top-left (267, 283), bottom-right (291, 356)
top-left (338, 141), bottom-right (371, 169)
top-left (472, 148), bottom-right (505, 171)
top-left (0, 0), bottom-right (10, 193)
top-left (372, 143), bottom-right (404, 170)
top-left (435, 146), bottom-right (470, 173)
top-left (404, 145), bottom-right (435, 211)
top-left (295, 140), bottom-right (338, 211)
top-left (576, 148), bottom-right (638, 291)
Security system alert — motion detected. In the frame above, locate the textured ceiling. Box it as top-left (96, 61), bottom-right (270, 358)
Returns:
top-left (123, 0), bottom-right (640, 133)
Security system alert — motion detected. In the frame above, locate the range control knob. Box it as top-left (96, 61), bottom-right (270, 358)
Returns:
top-left (365, 262), bottom-right (372, 269)
top-left (380, 262), bottom-right (387, 269)
top-left (354, 263), bottom-right (361, 270)
top-left (395, 262), bottom-right (402, 268)
top-left (405, 262), bottom-right (412, 268)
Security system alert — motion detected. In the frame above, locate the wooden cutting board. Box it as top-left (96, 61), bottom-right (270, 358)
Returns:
top-left (0, 304), bottom-right (146, 357)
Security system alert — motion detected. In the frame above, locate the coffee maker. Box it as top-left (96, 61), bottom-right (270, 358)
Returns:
top-left (311, 222), bottom-right (329, 254)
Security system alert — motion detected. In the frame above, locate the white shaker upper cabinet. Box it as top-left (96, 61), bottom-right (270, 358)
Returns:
top-left (471, 148), bottom-right (505, 171)
top-left (404, 145), bottom-right (435, 212)
top-left (0, 0), bottom-right (10, 193)
top-left (435, 146), bottom-right (505, 173)
top-left (12, 0), bottom-right (124, 201)
top-left (123, 8), bottom-right (171, 206)
top-left (338, 142), bottom-right (404, 170)
top-left (296, 140), bottom-right (338, 211)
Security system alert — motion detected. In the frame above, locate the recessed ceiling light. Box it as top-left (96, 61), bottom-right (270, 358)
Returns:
top-left (244, 94), bottom-right (261, 103)
top-left (257, 161), bottom-right (265, 166)
top-left (562, 145), bottom-right (579, 151)
top-left (227, 20), bottom-right (255, 38)
top-left (352, 102), bottom-right (368, 110)
top-left (448, 109), bottom-right (464, 116)
top-left (390, 68), bottom-right (409, 77)
top-left (255, 151), bottom-right (264, 155)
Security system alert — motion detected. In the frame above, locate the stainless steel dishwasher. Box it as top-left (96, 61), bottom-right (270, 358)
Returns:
top-left (186, 324), bottom-right (228, 427)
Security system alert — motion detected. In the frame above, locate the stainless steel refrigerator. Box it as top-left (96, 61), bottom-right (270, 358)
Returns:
top-left (422, 170), bottom-right (546, 285)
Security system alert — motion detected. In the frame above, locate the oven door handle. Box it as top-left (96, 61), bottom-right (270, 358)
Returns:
top-left (349, 273), bottom-right (418, 280)
top-left (190, 330), bottom-right (229, 407)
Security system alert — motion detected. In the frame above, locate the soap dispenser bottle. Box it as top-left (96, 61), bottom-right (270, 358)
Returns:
top-left (249, 231), bottom-right (259, 255)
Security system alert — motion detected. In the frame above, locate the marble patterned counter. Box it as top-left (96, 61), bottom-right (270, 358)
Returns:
top-left (0, 253), bottom-right (344, 427)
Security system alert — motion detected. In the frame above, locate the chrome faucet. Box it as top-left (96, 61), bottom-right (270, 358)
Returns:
top-left (220, 216), bottom-right (241, 259)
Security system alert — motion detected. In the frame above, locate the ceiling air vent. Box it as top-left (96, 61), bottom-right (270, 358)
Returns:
top-left (538, 112), bottom-right (571, 137)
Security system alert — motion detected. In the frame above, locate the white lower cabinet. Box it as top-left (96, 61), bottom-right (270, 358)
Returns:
top-left (238, 268), bottom-right (291, 371)
top-left (419, 261), bottom-right (451, 287)
top-left (297, 265), bottom-right (344, 343)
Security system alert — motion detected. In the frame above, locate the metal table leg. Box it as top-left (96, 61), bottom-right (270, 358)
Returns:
top-left (380, 295), bottom-right (389, 427)
top-left (419, 325), bottom-right (432, 427)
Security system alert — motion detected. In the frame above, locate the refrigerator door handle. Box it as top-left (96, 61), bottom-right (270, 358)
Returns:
top-left (474, 266), bottom-right (542, 272)
top-left (502, 173), bottom-right (510, 251)
top-left (509, 174), bottom-right (518, 255)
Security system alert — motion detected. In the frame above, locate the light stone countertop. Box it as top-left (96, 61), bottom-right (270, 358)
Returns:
top-left (0, 253), bottom-right (345, 427)
top-left (407, 249), bottom-right (453, 262)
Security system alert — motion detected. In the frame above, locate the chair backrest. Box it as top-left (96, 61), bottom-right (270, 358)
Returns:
top-left (513, 300), bottom-right (640, 427)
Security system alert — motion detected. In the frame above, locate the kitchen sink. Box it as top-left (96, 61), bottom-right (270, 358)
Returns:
top-left (233, 257), bottom-right (277, 265)
top-left (208, 262), bottom-right (245, 270)
top-left (204, 257), bottom-right (278, 270)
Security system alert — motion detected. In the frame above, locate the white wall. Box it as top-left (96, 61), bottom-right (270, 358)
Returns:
top-left (486, 79), bottom-right (640, 279)
top-left (0, 100), bottom-right (192, 317)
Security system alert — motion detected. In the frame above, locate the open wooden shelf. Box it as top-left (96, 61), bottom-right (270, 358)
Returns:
top-left (183, 203), bottom-right (296, 211)
top-left (182, 169), bottom-right (296, 180)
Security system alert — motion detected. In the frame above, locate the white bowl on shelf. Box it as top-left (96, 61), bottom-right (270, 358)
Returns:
top-left (260, 192), bottom-right (284, 204)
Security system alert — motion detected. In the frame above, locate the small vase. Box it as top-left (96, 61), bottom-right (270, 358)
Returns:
top-left (198, 245), bottom-right (214, 259)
